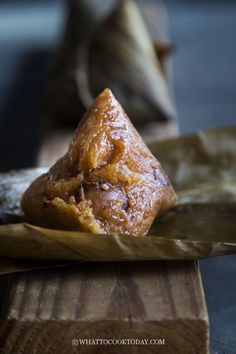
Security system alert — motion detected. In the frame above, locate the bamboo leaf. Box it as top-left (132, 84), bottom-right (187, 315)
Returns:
top-left (0, 126), bottom-right (236, 273)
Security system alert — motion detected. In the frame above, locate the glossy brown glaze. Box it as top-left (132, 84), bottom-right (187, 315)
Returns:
top-left (22, 89), bottom-right (177, 235)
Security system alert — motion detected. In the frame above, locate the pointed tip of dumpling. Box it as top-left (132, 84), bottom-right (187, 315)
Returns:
top-left (99, 88), bottom-right (113, 97)
top-left (84, 87), bottom-right (126, 126)
top-left (93, 88), bottom-right (117, 106)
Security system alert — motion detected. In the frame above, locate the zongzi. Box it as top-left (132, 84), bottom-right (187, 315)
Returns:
top-left (22, 89), bottom-right (177, 235)
top-left (45, 0), bottom-right (176, 124)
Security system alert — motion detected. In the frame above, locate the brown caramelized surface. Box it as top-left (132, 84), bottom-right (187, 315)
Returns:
top-left (22, 89), bottom-right (177, 235)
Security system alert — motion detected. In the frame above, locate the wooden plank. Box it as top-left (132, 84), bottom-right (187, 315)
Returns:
top-left (0, 262), bottom-right (208, 354)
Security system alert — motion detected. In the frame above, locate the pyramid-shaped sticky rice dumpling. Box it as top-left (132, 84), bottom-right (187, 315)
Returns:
top-left (45, 0), bottom-right (176, 124)
top-left (22, 89), bottom-right (177, 236)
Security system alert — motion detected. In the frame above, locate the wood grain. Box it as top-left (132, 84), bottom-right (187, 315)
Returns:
top-left (0, 262), bottom-right (208, 354)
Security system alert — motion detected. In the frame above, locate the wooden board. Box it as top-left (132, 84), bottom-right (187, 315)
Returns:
top-left (0, 262), bottom-right (208, 354)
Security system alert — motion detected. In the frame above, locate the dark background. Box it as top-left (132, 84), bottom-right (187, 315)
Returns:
top-left (0, 1), bottom-right (235, 353)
